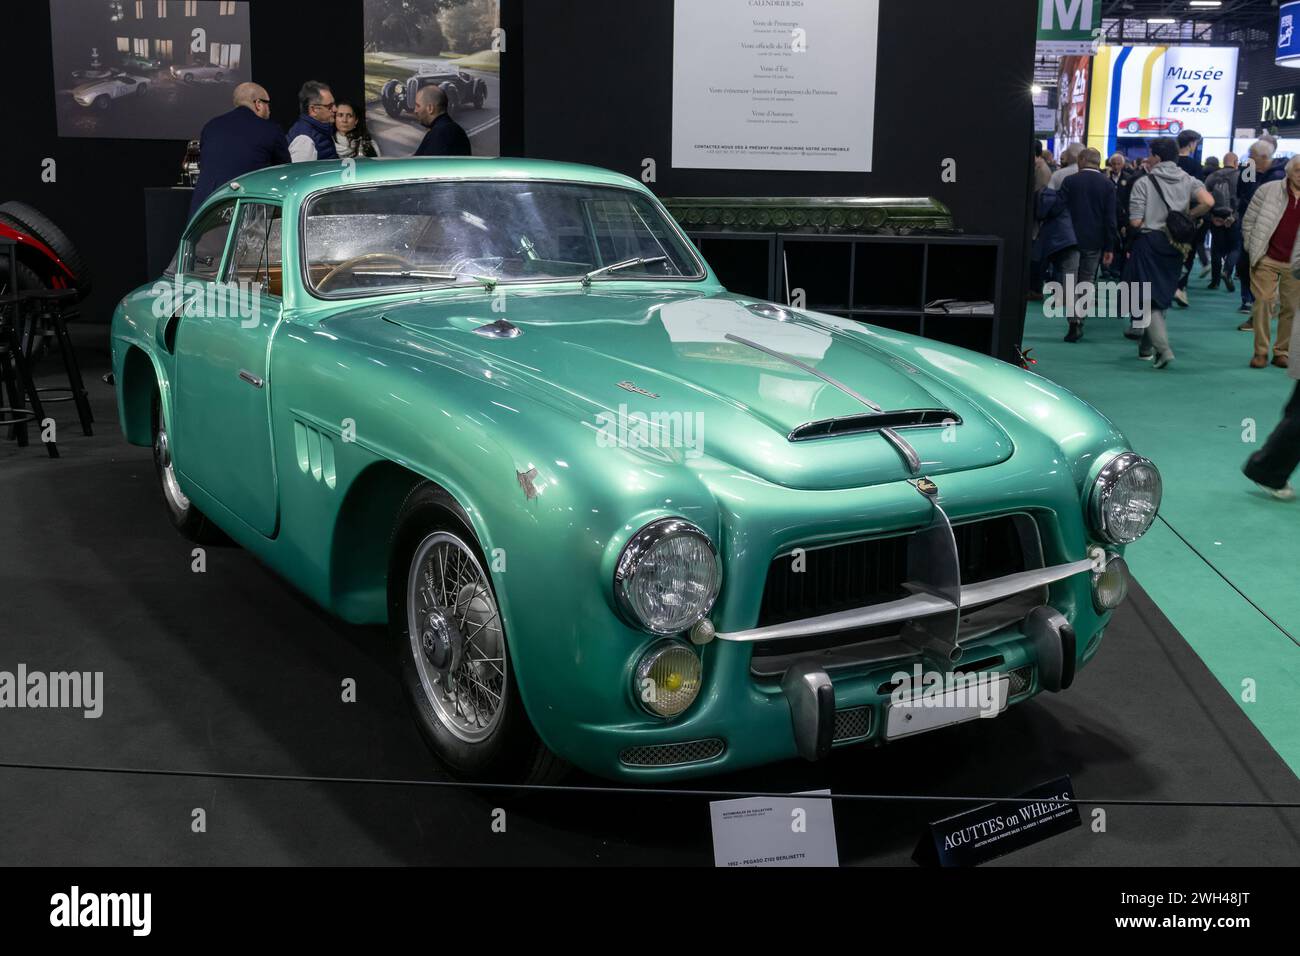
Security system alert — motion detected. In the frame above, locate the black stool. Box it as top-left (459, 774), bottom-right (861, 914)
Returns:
top-left (0, 290), bottom-right (58, 458)
top-left (19, 287), bottom-right (92, 437)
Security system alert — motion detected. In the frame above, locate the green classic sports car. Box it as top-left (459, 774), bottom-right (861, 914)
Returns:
top-left (111, 158), bottom-right (1161, 782)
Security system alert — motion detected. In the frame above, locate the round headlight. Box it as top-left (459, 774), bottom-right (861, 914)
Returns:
top-left (1088, 453), bottom-right (1161, 544)
top-left (615, 518), bottom-right (721, 635)
top-left (635, 641), bottom-right (703, 718)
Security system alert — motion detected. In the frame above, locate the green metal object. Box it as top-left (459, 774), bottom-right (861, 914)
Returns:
top-left (662, 196), bottom-right (956, 234)
top-left (111, 157), bottom-right (1150, 781)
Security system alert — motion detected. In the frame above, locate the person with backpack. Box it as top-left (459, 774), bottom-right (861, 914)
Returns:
top-left (1240, 154), bottom-right (1300, 369)
top-left (1123, 137), bottom-right (1213, 368)
top-left (1204, 154), bottom-right (1240, 291)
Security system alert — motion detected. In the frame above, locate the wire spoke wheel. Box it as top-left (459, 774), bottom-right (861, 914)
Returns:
top-left (406, 531), bottom-right (506, 744)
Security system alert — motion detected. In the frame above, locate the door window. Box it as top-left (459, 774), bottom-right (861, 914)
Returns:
top-left (225, 203), bottom-right (284, 297)
top-left (182, 201), bottom-right (236, 281)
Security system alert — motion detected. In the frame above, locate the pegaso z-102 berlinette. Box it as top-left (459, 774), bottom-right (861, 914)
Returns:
top-left (111, 158), bottom-right (1161, 782)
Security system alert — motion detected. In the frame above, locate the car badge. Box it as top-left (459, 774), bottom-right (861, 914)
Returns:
top-left (910, 477), bottom-right (939, 498)
top-left (617, 381), bottom-right (659, 399)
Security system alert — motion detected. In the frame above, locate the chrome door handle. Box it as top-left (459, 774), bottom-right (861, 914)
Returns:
top-left (238, 369), bottom-right (264, 389)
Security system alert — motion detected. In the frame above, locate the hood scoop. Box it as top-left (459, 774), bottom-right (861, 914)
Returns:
top-left (788, 408), bottom-right (961, 443)
top-left (473, 318), bottom-right (522, 339)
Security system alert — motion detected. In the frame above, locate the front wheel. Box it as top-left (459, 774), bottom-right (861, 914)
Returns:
top-left (1168, 121), bottom-right (1182, 134)
top-left (388, 483), bottom-right (566, 784)
top-left (94, 96), bottom-right (110, 110)
top-left (1126, 121), bottom-right (1140, 134)
top-left (151, 392), bottom-right (220, 542)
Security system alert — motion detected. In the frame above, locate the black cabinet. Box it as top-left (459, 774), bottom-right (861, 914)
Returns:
top-left (683, 230), bottom-right (1004, 357)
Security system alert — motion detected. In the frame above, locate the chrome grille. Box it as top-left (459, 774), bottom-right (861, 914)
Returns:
top-left (619, 738), bottom-right (725, 767)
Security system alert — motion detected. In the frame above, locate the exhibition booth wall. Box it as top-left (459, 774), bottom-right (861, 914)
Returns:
top-left (516, 0), bottom-right (1038, 360)
top-left (0, 0), bottom-right (366, 327)
top-left (1, 0), bottom-right (1037, 361)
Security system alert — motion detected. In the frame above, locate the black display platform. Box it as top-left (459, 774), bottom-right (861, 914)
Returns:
top-left (1, 329), bottom-right (1297, 866)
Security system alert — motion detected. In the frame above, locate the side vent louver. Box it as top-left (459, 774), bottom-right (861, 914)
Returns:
top-left (292, 421), bottom-right (337, 489)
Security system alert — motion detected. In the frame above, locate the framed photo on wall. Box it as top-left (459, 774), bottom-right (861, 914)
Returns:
top-left (50, 0), bottom-right (253, 140)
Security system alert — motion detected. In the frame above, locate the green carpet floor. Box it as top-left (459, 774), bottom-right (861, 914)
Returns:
top-left (1022, 277), bottom-right (1300, 777)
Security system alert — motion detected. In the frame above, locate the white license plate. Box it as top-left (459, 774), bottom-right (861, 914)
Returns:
top-left (885, 676), bottom-right (1009, 740)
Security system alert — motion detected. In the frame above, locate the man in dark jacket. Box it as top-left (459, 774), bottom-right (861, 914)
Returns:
top-left (189, 82), bottom-right (290, 216)
top-left (413, 85), bottom-right (472, 157)
top-left (1034, 184), bottom-right (1079, 340)
top-left (287, 80), bottom-right (338, 162)
top-left (1058, 147), bottom-right (1118, 340)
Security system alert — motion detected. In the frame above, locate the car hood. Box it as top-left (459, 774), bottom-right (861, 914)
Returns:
top-left (355, 288), bottom-right (1015, 491)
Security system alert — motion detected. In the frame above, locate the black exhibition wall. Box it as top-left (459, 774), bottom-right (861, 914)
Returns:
top-left (1, 0), bottom-right (1036, 361)
top-left (515, 0), bottom-right (1038, 361)
top-left (0, 0), bottom-right (366, 326)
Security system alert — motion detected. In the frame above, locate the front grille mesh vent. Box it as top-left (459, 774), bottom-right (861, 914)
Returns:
top-left (619, 738), bottom-right (725, 767)
top-left (832, 707), bottom-right (872, 742)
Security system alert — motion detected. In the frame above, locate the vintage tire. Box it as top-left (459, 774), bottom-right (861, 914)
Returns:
top-left (183, 73), bottom-right (194, 83)
top-left (0, 201), bottom-right (93, 298)
top-left (214, 72), bottom-right (223, 82)
top-left (137, 83), bottom-right (148, 95)
top-left (1126, 121), bottom-right (1140, 134)
top-left (443, 84), bottom-right (460, 113)
top-left (94, 95), bottom-right (110, 110)
top-left (473, 83), bottom-right (485, 110)
top-left (381, 80), bottom-right (403, 118)
top-left (387, 483), bottom-right (568, 785)
top-left (151, 391), bottom-right (221, 543)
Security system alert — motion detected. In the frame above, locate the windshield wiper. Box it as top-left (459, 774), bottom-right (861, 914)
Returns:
top-left (580, 256), bottom-right (669, 287)
top-left (353, 270), bottom-right (498, 291)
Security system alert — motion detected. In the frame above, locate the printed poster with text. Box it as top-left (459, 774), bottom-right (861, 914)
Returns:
top-left (672, 0), bottom-right (880, 172)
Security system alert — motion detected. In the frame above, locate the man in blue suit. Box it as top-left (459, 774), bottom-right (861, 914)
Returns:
top-left (189, 83), bottom-right (291, 216)
top-left (1059, 147), bottom-right (1118, 341)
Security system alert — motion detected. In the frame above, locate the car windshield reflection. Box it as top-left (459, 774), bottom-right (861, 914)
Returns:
top-left (302, 180), bottom-right (703, 296)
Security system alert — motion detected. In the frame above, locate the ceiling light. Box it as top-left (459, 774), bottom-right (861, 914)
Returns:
top-left (1188, 2), bottom-right (1221, 7)
top-left (1148, 18), bottom-right (1176, 23)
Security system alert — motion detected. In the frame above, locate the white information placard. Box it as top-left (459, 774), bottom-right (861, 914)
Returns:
top-left (709, 790), bottom-right (839, 867)
top-left (672, 0), bottom-right (879, 172)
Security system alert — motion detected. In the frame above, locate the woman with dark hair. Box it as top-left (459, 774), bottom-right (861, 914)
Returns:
top-left (333, 102), bottom-right (382, 158)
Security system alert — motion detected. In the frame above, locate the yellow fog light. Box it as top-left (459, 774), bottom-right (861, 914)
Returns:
top-left (635, 641), bottom-right (702, 718)
top-left (1092, 553), bottom-right (1129, 611)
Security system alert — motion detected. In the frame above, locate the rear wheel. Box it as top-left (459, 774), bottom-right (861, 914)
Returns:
top-left (388, 483), bottom-right (567, 784)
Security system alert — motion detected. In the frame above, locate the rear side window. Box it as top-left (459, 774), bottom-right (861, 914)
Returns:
top-left (182, 201), bottom-right (236, 281)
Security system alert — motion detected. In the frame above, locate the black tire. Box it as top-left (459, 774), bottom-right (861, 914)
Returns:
top-left (151, 391), bottom-right (222, 543)
top-left (473, 83), bottom-right (485, 110)
top-left (94, 95), bottom-right (110, 110)
top-left (381, 80), bottom-right (403, 118)
top-left (137, 83), bottom-right (147, 95)
top-left (0, 201), bottom-right (93, 298)
top-left (183, 73), bottom-right (194, 83)
top-left (387, 482), bottom-right (568, 785)
top-left (443, 84), bottom-right (460, 113)
top-left (214, 72), bottom-right (223, 82)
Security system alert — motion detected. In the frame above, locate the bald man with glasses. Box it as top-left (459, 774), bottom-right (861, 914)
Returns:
top-left (188, 82), bottom-right (290, 215)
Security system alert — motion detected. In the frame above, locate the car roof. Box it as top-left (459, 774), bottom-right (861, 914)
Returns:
top-left (204, 157), bottom-right (651, 210)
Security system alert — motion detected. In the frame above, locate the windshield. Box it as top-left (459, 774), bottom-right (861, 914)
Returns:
top-left (302, 180), bottom-right (704, 296)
